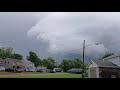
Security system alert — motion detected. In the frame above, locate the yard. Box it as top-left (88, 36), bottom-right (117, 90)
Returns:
top-left (0, 72), bottom-right (86, 78)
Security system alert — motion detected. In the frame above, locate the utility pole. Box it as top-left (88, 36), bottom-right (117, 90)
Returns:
top-left (82, 40), bottom-right (85, 78)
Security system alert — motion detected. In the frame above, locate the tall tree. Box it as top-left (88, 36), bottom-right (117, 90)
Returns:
top-left (0, 47), bottom-right (23, 60)
top-left (13, 53), bottom-right (23, 60)
top-left (42, 58), bottom-right (49, 67)
top-left (59, 59), bottom-right (70, 72)
top-left (59, 58), bottom-right (83, 72)
top-left (73, 58), bottom-right (83, 68)
top-left (27, 51), bottom-right (41, 67)
top-left (42, 57), bottom-right (56, 70)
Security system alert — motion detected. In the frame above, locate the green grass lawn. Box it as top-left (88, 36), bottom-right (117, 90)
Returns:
top-left (0, 72), bottom-right (47, 75)
top-left (0, 73), bottom-right (85, 78)
top-left (24, 72), bottom-right (47, 74)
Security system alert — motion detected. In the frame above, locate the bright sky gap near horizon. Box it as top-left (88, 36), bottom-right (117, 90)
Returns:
top-left (0, 12), bottom-right (120, 63)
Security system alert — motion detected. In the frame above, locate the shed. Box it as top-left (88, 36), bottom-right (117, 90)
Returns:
top-left (88, 60), bottom-right (120, 78)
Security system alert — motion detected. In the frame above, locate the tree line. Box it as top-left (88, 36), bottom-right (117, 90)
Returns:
top-left (0, 47), bottom-right (86, 72)
top-left (27, 51), bottom-right (87, 72)
top-left (1, 47), bottom-right (113, 72)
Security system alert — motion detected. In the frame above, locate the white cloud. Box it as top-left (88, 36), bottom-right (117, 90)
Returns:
top-left (27, 12), bottom-right (120, 55)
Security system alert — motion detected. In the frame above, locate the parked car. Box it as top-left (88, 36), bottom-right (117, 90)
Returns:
top-left (67, 68), bottom-right (85, 74)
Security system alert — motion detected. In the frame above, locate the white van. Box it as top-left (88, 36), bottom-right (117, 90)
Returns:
top-left (0, 66), bottom-right (5, 72)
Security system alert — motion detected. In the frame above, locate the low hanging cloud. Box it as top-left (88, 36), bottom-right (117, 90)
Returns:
top-left (27, 12), bottom-right (120, 57)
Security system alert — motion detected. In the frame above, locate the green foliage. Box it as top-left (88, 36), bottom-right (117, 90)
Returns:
top-left (73, 58), bottom-right (83, 68)
top-left (13, 53), bottom-right (23, 60)
top-left (42, 57), bottom-right (56, 70)
top-left (27, 51), bottom-right (41, 67)
top-left (0, 47), bottom-right (23, 60)
top-left (59, 58), bottom-right (83, 72)
top-left (59, 59), bottom-right (70, 72)
top-left (0, 73), bottom-right (83, 78)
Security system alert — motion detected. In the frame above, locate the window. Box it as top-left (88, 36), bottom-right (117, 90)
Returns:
top-left (17, 66), bottom-right (19, 69)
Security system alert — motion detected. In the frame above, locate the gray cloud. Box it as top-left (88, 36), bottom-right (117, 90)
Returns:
top-left (0, 12), bottom-right (51, 59)
top-left (1, 12), bottom-right (120, 63)
top-left (27, 12), bottom-right (120, 62)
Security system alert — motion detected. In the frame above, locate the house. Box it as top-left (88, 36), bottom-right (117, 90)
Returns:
top-left (53, 68), bottom-right (62, 72)
top-left (0, 58), bottom-right (25, 72)
top-left (88, 60), bottom-right (120, 78)
top-left (36, 66), bottom-right (48, 72)
top-left (0, 58), bottom-right (5, 71)
top-left (22, 60), bottom-right (36, 72)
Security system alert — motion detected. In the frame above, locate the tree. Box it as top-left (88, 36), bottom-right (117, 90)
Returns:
top-left (42, 57), bottom-right (56, 70)
top-left (47, 57), bottom-right (55, 70)
top-left (0, 47), bottom-right (23, 60)
top-left (42, 58), bottom-right (49, 67)
top-left (73, 58), bottom-right (83, 68)
top-left (4, 47), bottom-right (13, 58)
top-left (27, 51), bottom-right (41, 67)
top-left (59, 58), bottom-right (83, 72)
top-left (0, 47), bottom-right (13, 58)
top-left (13, 53), bottom-right (23, 60)
top-left (59, 59), bottom-right (70, 72)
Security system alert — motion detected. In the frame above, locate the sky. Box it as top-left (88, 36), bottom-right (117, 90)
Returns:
top-left (0, 12), bottom-right (120, 63)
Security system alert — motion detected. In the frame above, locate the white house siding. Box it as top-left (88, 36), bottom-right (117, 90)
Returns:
top-left (0, 59), bottom-right (3, 66)
top-left (22, 60), bottom-right (36, 72)
top-left (89, 61), bottom-right (98, 68)
top-left (96, 67), bottom-right (99, 78)
top-left (36, 66), bottom-right (47, 72)
top-left (88, 68), bottom-right (90, 78)
top-left (89, 67), bottom-right (97, 78)
top-left (88, 60), bottom-right (99, 78)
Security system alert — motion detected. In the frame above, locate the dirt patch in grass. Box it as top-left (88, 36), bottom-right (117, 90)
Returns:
top-left (0, 72), bottom-right (30, 76)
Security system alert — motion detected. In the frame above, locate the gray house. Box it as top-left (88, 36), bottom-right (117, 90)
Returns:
top-left (0, 58), bottom-right (5, 71)
top-left (88, 60), bottom-right (120, 78)
top-left (0, 58), bottom-right (25, 71)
